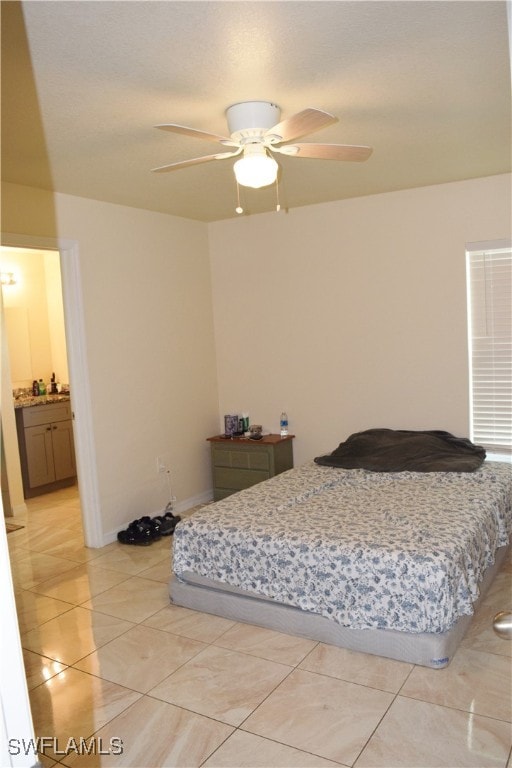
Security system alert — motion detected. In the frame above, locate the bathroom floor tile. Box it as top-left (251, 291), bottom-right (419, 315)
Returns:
top-left (242, 667), bottom-right (393, 765)
top-left (203, 730), bottom-right (343, 767)
top-left (299, 642), bottom-right (413, 693)
top-left (21, 606), bottom-right (134, 665)
top-left (29, 668), bottom-right (141, 761)
top-left (355, 695), bottom-right (511, 767)
top-left (63, 695), bottom-right (234, 767)
top-left (25, 502), bottom-right (81, 529)
top-left (400, 646), bottom-right (512, 722)
top-left (74, 623), bottom-right (206, 693)
top-left (81, 576), bottom-right (170, 623)
top-left (150, 644), bottom-right (292, 726)
top-left (144, 603), bottom-right (236, 643)
top-left (213, 622), bottom-right (317, 666)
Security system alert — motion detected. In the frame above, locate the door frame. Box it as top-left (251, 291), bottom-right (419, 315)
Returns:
top-left (1, 232), bottom-right (102, 547)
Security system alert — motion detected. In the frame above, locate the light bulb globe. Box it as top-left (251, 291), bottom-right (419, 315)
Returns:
top-left (234, 147), bottom-right (278, 189)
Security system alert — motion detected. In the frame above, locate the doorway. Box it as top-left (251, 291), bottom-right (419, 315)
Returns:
top-left (1, 245), bottom-right (81, 518)
top-left (0, 235), bottom-right (101, 548)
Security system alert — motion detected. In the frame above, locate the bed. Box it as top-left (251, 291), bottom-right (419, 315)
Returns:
top-left (170, 430), bottom-right (511, 668)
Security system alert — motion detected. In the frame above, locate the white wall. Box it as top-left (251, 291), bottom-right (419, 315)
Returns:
top-left (44, 249), bottom-right (69, 386)
top-left (2, 183), bottom-right (219, 539)
top-left (1, 291), bottom-right (25, 516)
top-left (53, 192), bottom-right (219, 534)
top-left (2, 175), bottom-right (510, 534)
top-left (209, 174), bottom-right (512, 467)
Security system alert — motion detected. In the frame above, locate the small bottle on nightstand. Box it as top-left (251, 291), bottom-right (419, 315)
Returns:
top-left (280, 412), bottom-right (289, 437)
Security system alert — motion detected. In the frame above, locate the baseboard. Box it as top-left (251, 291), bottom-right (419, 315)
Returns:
top-left (174, 489), bottom-right (213, 515)
top-left (101, 488), bottom-right (214, 547)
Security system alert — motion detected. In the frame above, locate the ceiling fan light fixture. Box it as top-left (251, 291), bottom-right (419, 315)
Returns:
top-left (233, 144), bottom-right (278, 189)
top-left (226, 101), bottom-right (281, 136)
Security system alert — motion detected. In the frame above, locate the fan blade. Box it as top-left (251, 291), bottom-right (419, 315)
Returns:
top-left (155, 123), bottom-right (237, 146)
top-left (266, 108), bottom-right (338, 144)
top-left (275, 143), bottom-right (373, 161)
top-left (151, 150), bottom-right (240, 173)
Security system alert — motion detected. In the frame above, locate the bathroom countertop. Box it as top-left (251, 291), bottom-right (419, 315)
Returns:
top-left (13, 394), bottom-right (71, 409)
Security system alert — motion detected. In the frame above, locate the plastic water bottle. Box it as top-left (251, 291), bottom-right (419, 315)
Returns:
top-left (280, 412), bottom-right (289, 437)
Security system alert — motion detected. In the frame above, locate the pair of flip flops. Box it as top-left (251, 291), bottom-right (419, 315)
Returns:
top-left (117, 511), bottom-right (181, 546)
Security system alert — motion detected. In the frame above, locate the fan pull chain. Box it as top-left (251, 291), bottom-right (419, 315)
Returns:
top-left (235, 181), bottom-right (243, 214)
top-left (234, 179), bottom-right (282, 215)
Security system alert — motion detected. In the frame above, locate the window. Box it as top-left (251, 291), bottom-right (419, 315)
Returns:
top-left (466, 242), bottom-right (512, 459)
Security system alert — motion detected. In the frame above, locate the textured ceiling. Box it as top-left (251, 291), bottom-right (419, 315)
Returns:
top-left (2, 1), bottom-right (510, 222)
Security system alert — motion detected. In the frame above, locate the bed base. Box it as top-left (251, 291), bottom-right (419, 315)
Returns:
top-left (170, 545), bottom-right (508, 669)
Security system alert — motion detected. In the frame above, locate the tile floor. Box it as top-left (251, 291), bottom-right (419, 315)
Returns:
top-left (6, 487), bottom-right (512, 768)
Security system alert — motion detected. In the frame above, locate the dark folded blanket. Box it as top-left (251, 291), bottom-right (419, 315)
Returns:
top-left (314, 428), bottom-right (486, 472)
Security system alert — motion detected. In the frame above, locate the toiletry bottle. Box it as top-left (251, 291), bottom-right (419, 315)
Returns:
top-left (280, 412), bottom-right (289, 437)
top-left (38, 379), bottom-right (47, 396)
top-left (32, 380), bottom-right (39, 396)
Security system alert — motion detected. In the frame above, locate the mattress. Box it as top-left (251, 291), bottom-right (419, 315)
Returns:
top-left (171, 460), bottom-right (511, 665)
top-left (171, 544), bottom-right (508, 668)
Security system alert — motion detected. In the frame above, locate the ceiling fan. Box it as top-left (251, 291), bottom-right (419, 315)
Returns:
top-left (151, 101), bottom-right (372, 189)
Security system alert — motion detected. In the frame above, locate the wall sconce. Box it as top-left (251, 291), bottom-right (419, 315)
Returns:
top-left (0, 272), bottom-right (16, 286)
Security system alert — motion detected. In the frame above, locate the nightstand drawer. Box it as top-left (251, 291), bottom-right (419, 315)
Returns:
top-left (208, 434), bottom-right (294, 501)
top-left (213, 467), bottom-right (269, 491)
top-left (212, 446), bottom-right (270, 471)
top-left (233, 449), bottom-right (270, 470)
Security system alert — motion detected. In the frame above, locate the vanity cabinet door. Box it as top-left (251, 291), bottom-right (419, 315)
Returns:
top-left (24, 424), bottom-right (55, 487)
top-left (16, 402), bottom-right (77, 497)
top-left (24, 420), bottom-right (76, 488)
top-left (51, 420), bottom-right (76, 480)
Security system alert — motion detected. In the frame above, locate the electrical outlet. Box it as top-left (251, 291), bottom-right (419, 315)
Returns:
top-left (156, 456), bottom-right (169, 474)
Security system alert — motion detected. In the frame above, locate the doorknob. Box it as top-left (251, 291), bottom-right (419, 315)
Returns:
top-left (493, 611), bottom-right (512, 639)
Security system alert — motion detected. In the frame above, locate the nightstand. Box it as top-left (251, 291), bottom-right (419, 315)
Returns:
top-left (207, 434), bottom-right (295, 501)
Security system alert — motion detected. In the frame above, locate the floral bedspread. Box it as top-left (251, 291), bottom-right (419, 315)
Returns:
top-left (173, 461), bottom-right (512, 633)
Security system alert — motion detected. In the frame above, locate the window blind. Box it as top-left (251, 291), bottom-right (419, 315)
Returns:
top-left (466, 247), bottom-right (512, 455)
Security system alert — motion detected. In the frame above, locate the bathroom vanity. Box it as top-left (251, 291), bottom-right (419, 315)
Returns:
top-left (15, 398), bottom-right (77, 498)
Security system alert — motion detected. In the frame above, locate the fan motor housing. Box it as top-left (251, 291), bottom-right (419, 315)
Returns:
top-left (226, 101), bottom-right (280, 140)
